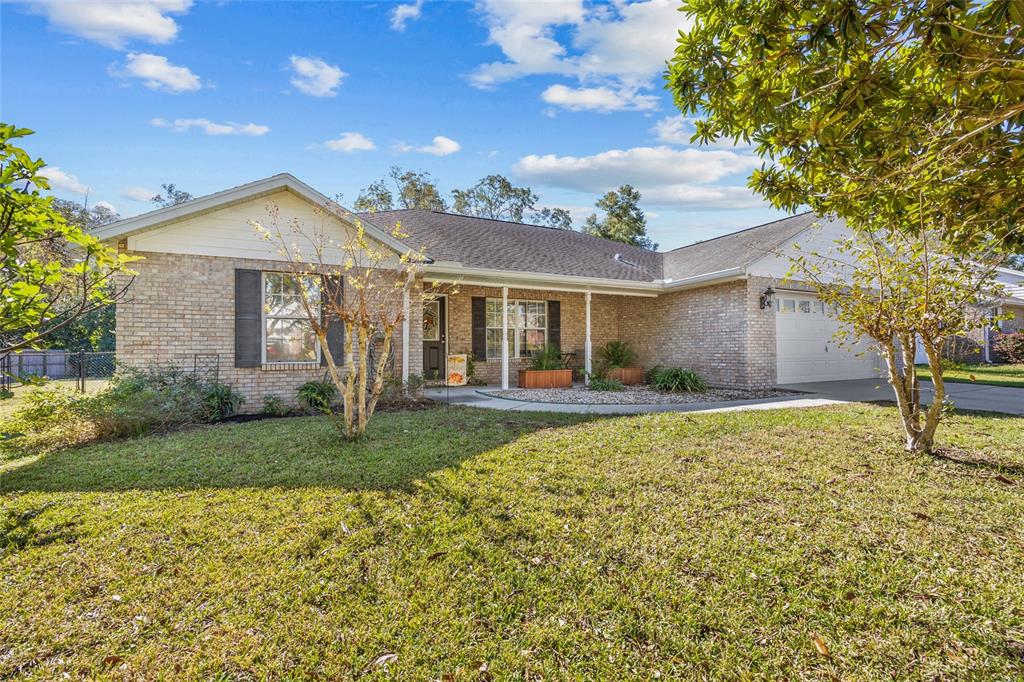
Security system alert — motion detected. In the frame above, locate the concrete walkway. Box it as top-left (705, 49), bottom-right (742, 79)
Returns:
top-left (425, 378), bottom-right (1024, 416)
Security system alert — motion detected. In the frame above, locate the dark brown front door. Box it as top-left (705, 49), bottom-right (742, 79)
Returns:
top-left (422, 297), bottom-right (446, 380)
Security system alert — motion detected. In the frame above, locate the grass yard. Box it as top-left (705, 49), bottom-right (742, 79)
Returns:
top-left (918, 363), bottom-right (1024, 389)
top-left (2, 404), bottom-right (1023, 679)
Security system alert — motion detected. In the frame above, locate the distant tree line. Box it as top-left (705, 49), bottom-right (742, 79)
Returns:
top-left (353, 166), bottom-right (655, 250)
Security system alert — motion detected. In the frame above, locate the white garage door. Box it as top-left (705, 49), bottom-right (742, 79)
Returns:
top-left (775, 292), bottom-right (880, 384)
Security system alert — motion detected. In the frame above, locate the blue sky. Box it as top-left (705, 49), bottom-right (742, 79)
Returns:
top-left (1, 0), bottom-right (786, 250)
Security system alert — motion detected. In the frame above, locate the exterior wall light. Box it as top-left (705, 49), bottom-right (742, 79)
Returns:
top-left (759, 286), bottom-right (776, 310)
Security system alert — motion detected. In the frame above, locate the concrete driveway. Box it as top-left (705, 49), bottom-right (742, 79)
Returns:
top-left (778, 378), bottom-right (1024, 416)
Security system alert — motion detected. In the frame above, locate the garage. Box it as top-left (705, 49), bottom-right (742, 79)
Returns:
top-left (775, 292), bottom-right (881, 384)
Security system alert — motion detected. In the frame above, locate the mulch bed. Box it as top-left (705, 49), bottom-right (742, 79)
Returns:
top-left (490, 384), bottom-right (797, 405)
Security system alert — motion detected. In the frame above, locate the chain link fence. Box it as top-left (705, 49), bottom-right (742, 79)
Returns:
top-left (1, 350), bottom-right (116, 393)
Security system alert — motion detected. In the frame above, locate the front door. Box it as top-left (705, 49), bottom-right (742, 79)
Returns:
top-left (422, 297), bottom-right (446, 381)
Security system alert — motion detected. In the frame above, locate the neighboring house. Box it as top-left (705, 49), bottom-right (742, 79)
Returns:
top-left (94, 173), bottom-right (1014, 409)
top-left (912, 266), bottom-right (1024, 364)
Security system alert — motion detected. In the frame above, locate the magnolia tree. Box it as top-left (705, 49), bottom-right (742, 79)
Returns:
top-left (1, 125), bottom-right (137, 362)
top-left (788, 225), bottom-right (1005, 453)
top-left (251, 203), bottom-right (423, 439)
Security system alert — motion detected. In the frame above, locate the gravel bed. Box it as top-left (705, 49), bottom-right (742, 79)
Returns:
top-left (489, 384), bottom-right (797, 405)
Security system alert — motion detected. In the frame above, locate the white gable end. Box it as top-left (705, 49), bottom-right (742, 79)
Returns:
top-left (124, 189), bottom-right (401, 266)
top-left (746, 216), bottom-right (858, 284)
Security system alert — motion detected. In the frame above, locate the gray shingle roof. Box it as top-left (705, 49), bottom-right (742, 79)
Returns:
top-left (360, 209), bottom-right (664, 282)
top-left (359, 208), bottom-right (818, 283)
top-left (661, 212), bottom-right (818, 281)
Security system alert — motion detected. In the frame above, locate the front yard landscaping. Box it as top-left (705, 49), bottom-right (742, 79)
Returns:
top-left (918, 363), bottom-right (1024, 389)
top-left (2, 404), bottom-right (1023, 678)
top-left (492, 384), bottom-right (794, 405)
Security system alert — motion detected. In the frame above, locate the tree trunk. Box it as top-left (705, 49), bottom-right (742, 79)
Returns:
top-left (913, 338), bottom-right (947, 454)
top-left (355, 325), bottom-right (369, 437)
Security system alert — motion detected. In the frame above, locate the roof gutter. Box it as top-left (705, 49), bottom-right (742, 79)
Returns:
top-left (423, 262), bottom-right (748, 296)
top-left (659, 267), bottom-right (746, 290)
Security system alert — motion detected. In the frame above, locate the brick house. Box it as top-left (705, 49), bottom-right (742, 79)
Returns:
top-left (94, 174), bottom-right (1024, 409)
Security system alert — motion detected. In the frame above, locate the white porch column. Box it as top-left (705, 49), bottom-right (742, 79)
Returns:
top-left (584, 290), bottom-right (592, 384)
top-left (401, 287), bottom-right (410, 382)
top-left (501, 286), bottom-right (510, 389)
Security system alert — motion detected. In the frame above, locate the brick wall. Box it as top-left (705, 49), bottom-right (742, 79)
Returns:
top-left (116, 251), bottom-right (410, 412)
top-left (617, 277), bottom-right (778, 389)
top-left (118, 251), bottom-right (782, 401)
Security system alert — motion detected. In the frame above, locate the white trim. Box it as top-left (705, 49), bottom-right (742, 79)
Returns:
top-left (663, 267), bottom-right (746, 289)
top-left (423, 275), bottom-right (658, 298)
top-left (501, 286), bottom-right (509, 390)
top-left (484, 297), bottom-right (548, 360)
top-left (424, 263), bottom-right (663, 295)
top-left (584, 290), bottom-right (592, 384)
top-left (93, 173), bottom-right (416, 257)
top-left (261, 270), bottom-right (322, 366)
top-left (401, 287), bottom-right (410, 382)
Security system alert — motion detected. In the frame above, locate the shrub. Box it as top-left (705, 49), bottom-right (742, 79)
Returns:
top-left (262, 394), bottom-right (289, 416)
top-left (596, 341), bottom-right (638, 371)
top-left (202, 383), bottom-right (245, 421)
top-left (587, 375), bottom-right (624, 392)
top-left (405, 373), bottom-right (425, 396)
top-left (994, 331), bottom-right (1024, 364)
top-left (297, 379), bottom-right (338, 412)
top-left (1, 365), bottom-right (246, 457)
top-left (530, 344), bottom-right (565, 371)
top-left (648, 367), bottom-right (707, 393)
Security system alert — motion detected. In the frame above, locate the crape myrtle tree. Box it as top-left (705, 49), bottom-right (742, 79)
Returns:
top-left (787, 223), bottom-right (1005, 453)
top-left (251, 202), bottom-right (424, 440)
top-left (0, 125), bottom-right (137, 366)
top-left (669, 0), bottom-right (1023, 452)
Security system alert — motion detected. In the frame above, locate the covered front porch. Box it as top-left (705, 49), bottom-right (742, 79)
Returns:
top-left (400, 273), bottom-right (658, 389)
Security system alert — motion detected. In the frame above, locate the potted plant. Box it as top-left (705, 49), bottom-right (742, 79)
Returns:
top-left (518, 344), bottom-right (573, 389)
top-left (596, 341), bottom-right (643, 384)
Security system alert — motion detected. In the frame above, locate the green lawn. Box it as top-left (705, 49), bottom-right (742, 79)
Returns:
top-left (2, 405), bottom-right (1023, 679)
top-left (918, 363), bottom-right (1024, 388)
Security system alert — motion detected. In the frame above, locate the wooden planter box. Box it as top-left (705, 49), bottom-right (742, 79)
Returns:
top-left (518, 368), bottom-right (573, 389)
top-left (606, 366), bottom-right (644, 385)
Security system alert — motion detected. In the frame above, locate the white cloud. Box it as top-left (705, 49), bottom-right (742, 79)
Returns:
top-left (541, 84), bottom-right (658, 112)
top-left (289, 56), bottom-right (345, 97)
top-left (150, 117), bottom-right (269, 136)
top-left (469, 0), bottom-right (584, 89)
top-left (41, 167), bottom-right (89, 196)
top-left (514, 145), bottom-right (764, 210)
top-left (26, 0), bottom-right (192, 49)
top-left (572, 0), bottom-right (686, 86)
top-left (469, 0), bottom-right (687, 110)
top-left (114, 52), bottom-right (201, 92)
top-left (94, 200), bottom-right (118, 213)
top-left (396, 135), bottom-right (461, 156)
top-left (121, 186), bottom-right (158, 202)
top-left (324, 132), bottom-right (376, 152)
top-left (652, 116), bottom-right (750, 149)
top-left (640, 185), bottom-right (766, 210)
top-left (515, 146), bottom-right (758, 190)
top-left (390, 0), bottom-right (423, 31)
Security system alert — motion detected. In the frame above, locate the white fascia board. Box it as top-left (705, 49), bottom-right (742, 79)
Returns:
top-left (660, 267), bottom-right (746, 290)
top-left (424, 262), bottom-right (662, 297)
top-left (423, 262), bottom-right (746, 297)
top-left (91, 173), bottom-right (416, 258)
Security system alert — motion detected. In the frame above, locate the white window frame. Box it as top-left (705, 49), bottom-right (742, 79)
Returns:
top-left (261, 271), bottom-right (321, 366)
top-left (485, 298), bottom-right (548, 360)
